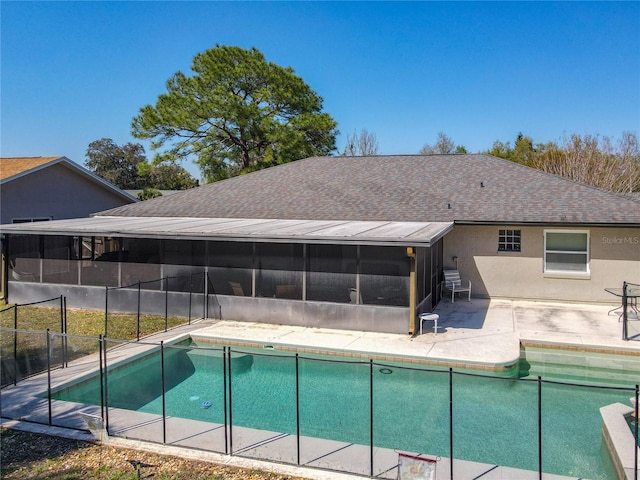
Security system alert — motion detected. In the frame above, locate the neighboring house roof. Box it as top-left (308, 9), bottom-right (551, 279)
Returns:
top-left (0, 156), bottom-right (65, 180)
top-left (0, 156), bottom-right (138, 202)
top-left (99, 154), bottom-right (640, 226)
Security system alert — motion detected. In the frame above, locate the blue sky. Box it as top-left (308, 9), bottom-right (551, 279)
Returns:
top-left (2, 1), bottom-right (639, 181)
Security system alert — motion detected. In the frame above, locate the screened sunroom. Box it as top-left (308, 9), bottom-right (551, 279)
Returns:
top-left (2, 217), bottom-right (452, 334)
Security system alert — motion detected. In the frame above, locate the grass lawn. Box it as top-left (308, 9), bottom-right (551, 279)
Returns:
top-left (0, 302), bottom-right (190, 386)
top-left (0, 302), bottom-right (188, 339)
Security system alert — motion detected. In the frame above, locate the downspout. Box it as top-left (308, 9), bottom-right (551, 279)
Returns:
top-left (407, 247), bottom-right (417, 335)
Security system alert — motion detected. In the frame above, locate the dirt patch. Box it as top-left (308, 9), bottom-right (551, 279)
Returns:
top-left (1, 427), bottom-right (309, 480)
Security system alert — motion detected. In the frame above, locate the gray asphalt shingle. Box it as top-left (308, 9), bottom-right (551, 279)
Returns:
top-left (99, 154), bottom-right (640, 225)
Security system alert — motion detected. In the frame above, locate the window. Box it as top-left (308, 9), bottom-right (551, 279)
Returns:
top-left (544, 230), bottom-right (589, 273)
top-left (498, 229), bottom-right (521, 252)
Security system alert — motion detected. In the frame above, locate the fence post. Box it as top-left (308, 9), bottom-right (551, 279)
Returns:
top-left (46, 329), bottom-right (52, 425)
top-left (204, 271), bottom-right (208, 319)
top-left (635, 384), bottom-right (638, 480)
top-left (223, 346), bottom-right (228, 455)
top-left (63, 296), bottom-right (68, 367)
top-left (622, 281), bottom-right (628, 341)
top-left (164, 277), bottom-right (168, 332)
top-left (137, 281), bottom-right (141, 341)
top-left (538, 376), bottom-right (542, 480)
top-left (161, 341), bottom-right (166, 444)
top-left (188, 274), bottom-right (193, 325)
top-left (59, 296), bottom-right (66, 368)
top-left (104, 287), bottom-right (108, 338)
top-left (103, 336), bottom-right (110, 436)
top-left (59, 295), bottom-right (64, 333)
top-left (228, 347), bottom-right (233, 455)
top-left (296, 353), bottom-right (300, 466)
top-left (99, 335), bottom-right (104, 422)
top-left (369, 359), bottom-right (374, 478)
top-left (13, 306), bottom-right (17, 386)
top-left (449, 368), bottom-right (454, 480)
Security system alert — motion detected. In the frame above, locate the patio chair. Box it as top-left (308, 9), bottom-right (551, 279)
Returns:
top-left (275, 284), bottom-right (297, 299)
top-left (349, 288), bottom-right (363, 304)
top-left (229, 281), bottom-right (245, 296)
top-left (441, 269), bottom-right (471, 303)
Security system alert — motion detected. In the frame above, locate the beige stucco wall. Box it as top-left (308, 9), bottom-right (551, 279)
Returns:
top-left (443, 225), bottom-right (640, 303)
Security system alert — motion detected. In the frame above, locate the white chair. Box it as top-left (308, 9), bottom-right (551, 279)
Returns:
top-left (441, 269), bottom-right (471, 303)
top-left (349, 288), bottom-right (363, 304)
top-left (419, 313), bottom-right (439, 335)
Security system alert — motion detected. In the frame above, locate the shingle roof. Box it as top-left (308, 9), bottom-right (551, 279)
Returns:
top-left (99, 154), bottom-right (640, 225)
top-left (0, 156), bottom-right (64, 180)
top-left (0, 156), bottom-right (137, 202)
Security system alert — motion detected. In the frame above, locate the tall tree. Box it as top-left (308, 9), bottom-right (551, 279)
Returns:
top-left (487, 132), bottom-right (535, 165)
top-left (419, 132), bottom-right (466, 155)
top-left (137, 163), bottom-right (199, 190)
top-left (342, 129), bottom-right (379, 156)
top-left (532, 132), bottom-right (640, 194)
top-left (85, 138), bottom-right (146, 189)
top-left (131, 45), bottom-right (338, 183)
top-left (85, 138), bottom-right (198, 190)
top-left (488, 132), bottom-right (640, 194)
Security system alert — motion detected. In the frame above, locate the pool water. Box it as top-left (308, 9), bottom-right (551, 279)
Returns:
top-left (53, 343), bottom-right (637, 479)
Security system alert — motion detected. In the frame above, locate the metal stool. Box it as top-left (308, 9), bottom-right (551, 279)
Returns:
top-left (419, 313), bottom-right (439, 335)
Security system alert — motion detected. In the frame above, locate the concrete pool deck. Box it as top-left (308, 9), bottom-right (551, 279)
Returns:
top-left (190, 298), bottom-right (640, 370)
top-left (2, 298), bottom-right (639, 480)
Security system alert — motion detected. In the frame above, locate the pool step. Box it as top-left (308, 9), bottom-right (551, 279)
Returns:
top-left (185, 349), bottom-right (254, 374)
top-left (520, 347), bottom-right (640, 386)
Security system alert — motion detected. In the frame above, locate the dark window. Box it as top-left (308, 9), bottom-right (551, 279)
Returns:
top-left (498, 229), bottom-right (521, 252)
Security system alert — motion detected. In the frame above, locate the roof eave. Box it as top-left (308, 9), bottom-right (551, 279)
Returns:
top-left (0, 156), bottom-right (138, 203)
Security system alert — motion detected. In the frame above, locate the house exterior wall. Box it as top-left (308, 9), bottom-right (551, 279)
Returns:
top-left (443, 225), bottom-right (640, 303)
top-left (0, 163), bottom-right (131, 223)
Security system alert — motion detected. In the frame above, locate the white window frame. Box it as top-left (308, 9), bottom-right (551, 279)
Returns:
top-left (543, 229), bottom-right (590, 275)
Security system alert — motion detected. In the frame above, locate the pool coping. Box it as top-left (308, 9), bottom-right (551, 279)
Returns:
top-left (600, 402), bottom-right (640, 480)
top-left (521, 339), bottom-right (640, 357)
top-left (188, 323), bottom-right (524, 373)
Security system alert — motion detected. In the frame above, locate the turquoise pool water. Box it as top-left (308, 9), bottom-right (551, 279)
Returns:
top-left (53, 343), bottom-right (639, 479)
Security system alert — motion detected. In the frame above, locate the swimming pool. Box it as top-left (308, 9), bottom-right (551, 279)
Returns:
top-left (52, 340), bottom-right (639, 479)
